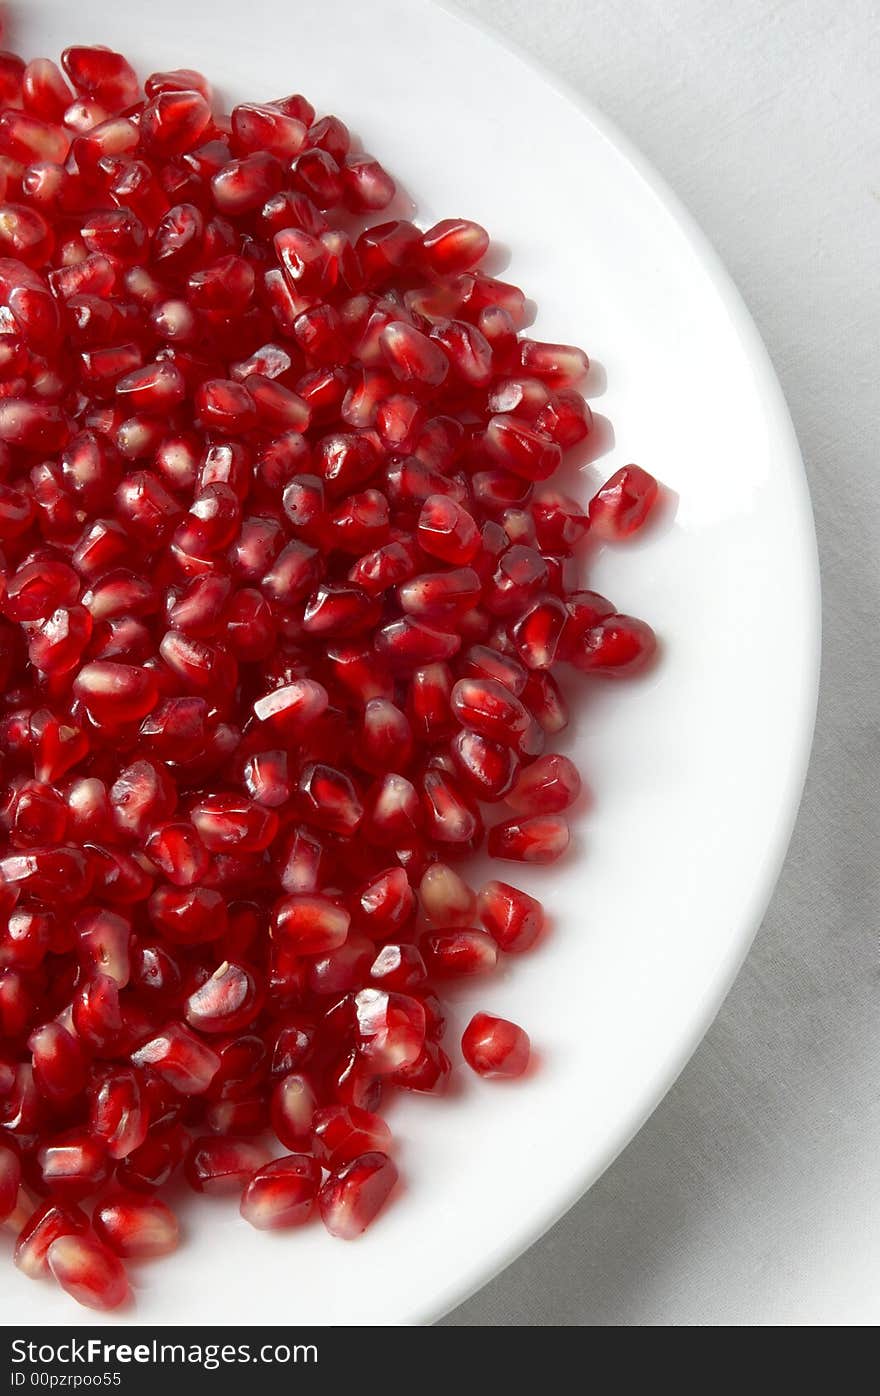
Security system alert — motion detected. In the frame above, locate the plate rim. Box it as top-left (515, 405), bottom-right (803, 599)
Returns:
top-left (424, 0), bottom-right (822, 1326)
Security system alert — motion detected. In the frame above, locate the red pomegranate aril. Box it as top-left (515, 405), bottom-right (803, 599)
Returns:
top-left (477, 879), bottom-right (544, 953)
top-left (312, 1105), bottom-right (392, 1168)
top-left (461, 1012), bottom-right (531, 1078)
top-left (183, 1135), bottom-right (267, 1196)
top-left (369, 942), bottom-right (427, 992)
top-left (319, 1151), bottom-right (398, 1239)
top-left (94, 1196), bottom-right (179, 1258)
top-left (131, 1022), bottom-right (220, 1095)
top-left (117, 1124), bottom-right (188, 1193)
top-left (419, 863), bottom-right (475, 926)
top-left (356, 866), bottom-right (416, 941)
top-left (568, 613), bottom-right (657, 675)
top-left (451, 727), bottom-right (519, 801)
top-left (506, 752), bottom-right (581, 815)
top-left (423, 929), bottom-right (498, 977)
top-left (14, 1200), bottom-right (89, 1279)
top-left (270, 1071), bottom-right (318, 1148)
top-left (29, 1022), bottom-right (86, 1102)
top-left (72, 973), bottom-right (121, 1050)
top-left (185, 961), bottom-right (262, 1034)
top-left (342, 154), bottom-right (395, 212)
top-left (89, 1068), bottom-right (147, 1159)
top-left (147, 876), bottom-right (220, 943)
top-left (420, 218), bottom-right (489, 274)
top-left (272, 894), bottom-right (350, 955)
top-left (488, 813), bottom-right (570, 864)
top-left (416, 494), bottom-right (480, 564)
top-left (588, 465), bottom-right (659, 539)
top-left (511, 594), bottom-right (569, 670)
top-left (36, 1130), bottom-right (110, 1201)
top-left (240, 1154), bottom-right (321, 1230)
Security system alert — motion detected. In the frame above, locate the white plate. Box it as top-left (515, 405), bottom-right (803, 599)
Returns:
top-left (10, 0), bottom-right (820, 1327)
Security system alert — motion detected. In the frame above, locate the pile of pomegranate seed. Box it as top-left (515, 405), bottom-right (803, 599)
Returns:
top-left (0, 34), bottom-right (661, 1311)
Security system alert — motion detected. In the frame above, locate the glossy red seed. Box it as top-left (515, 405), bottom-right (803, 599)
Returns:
top-left (568, 613), bottom-right (657, 675)
top-left (588, 465), bottom-right (659, 539)
top-left (461, 1012), bottom-right (531, 1078)
top-left (240, 1155), bottom-right (321, 1230)
top-left (319, 1151), bottom-right (398, 1239)
top-left (131, 1022), bottom-right (220, 1095)
top-left (93, 1196), bottom-right (179, 1258)
top-left (423, 928), bottom-right (498, 976)
top-left (14, 1200), bottom-right (89, 1279)
top-left (46, 1231), bottom-right (128, 1310)
top-left (487, 813), bottom-right (570, 863)
top-left (270, 1072), bottom-right (318, 1148)
top-left (477, 879), bottom-right (544, 953)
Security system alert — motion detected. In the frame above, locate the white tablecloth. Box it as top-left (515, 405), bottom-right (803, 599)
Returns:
top-left (444, 0), bottom-right (877, 1326)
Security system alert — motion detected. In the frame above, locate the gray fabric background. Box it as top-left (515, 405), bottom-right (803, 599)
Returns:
top-left (442, 0), bottom-right (879, 1326)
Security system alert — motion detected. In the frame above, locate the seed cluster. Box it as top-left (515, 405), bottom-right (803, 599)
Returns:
top-left (0, 36), bottom-right (659, 1310)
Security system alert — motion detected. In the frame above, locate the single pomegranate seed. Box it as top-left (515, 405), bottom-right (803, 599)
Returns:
top-left (47, 1232), bottom-right (129, 1311)
top-left (270, 1072), bottom-right (318, 1147)
top-left (417, 494), bottom-right (480, 564)
top-left (423, 929), bottom-right (498, 976)
top-left (505, 752), bottom-right (581, 814)
top-left (73, 661), bottom-right (158, 726)
top-left (461, 1012), bottom-right (531, 1078)
top-left (419, 863), bottom-right (476, 925)
top-left (420, 219), bottom-right (489, 274)
top-left (567, 614), bottom-right (657, 675)
top-left (487, 813), bottom-right (571, 863)
top-left (272, 894), bottom-right (350, 954)
top-left (185, 961), bottom-right (262, 1034)
top-left (14, 1200), bottom-right (89, 1279)
top-left (477, 879), bottom-right (544, 953)
top-left (93, 1196), bottom-right (179, 1257)
top-left (319, 1151), bottom-right (398, 1239)
top-left (312, 1105), bottom-right (392, 1167)
top-left (89, 1068), bottom-right (148, 1159)
top-left (131, 1022), bottom-right (220, 1095)
top-left (36, 1130), bottom-right (110, 1200)
top-left (588, 465), bottom-right (659, 539)
top-left (240, 1155), bottom-right (321, 1230)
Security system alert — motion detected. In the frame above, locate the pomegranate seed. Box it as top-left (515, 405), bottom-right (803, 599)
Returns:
top-left (506, 752), bottom-right (581, 815)
top-left (272, 894), bottom-right (350, 954)
top-left (419, 863), bottom-right (475, 925)
top-left (131, 1022), bottom-right (220, 1095)
top-left (477, 879), bottom-right (544, 953)
top-left (36, 1130), bottom-right (110, 1200)
top-left (423, 929), bottom-right (498, 976)
top-left (420, 219), bottom-right (489, 274)
top-left (14, 1200), bottom-right (89, 1279)
top-left (461, 1012), bottom-right (531, 1077)
top-left (89, 1068), bottom-right (148, 1158)
top-left (487, 813), bottom-right (570, 863)
top-left (240, 1154), bottom-right (321, 1230)
top-left (185, 961), bottom-right (262, 1034)
top-left (319, 1151), bottom-right (398, 1239)
top-left (312, 1105), bottom-right (392, 1167)
top-left (47, 1232), bottom-right (129, 1311)
top-left (270, 1072), bottom-right (318, 1147)
top-left (588, 465), bottom-right (659, 539)
top-left (94, 1196), bottom-right (179, 1257)
top-left (567, 614), bottom-right (657, 675)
